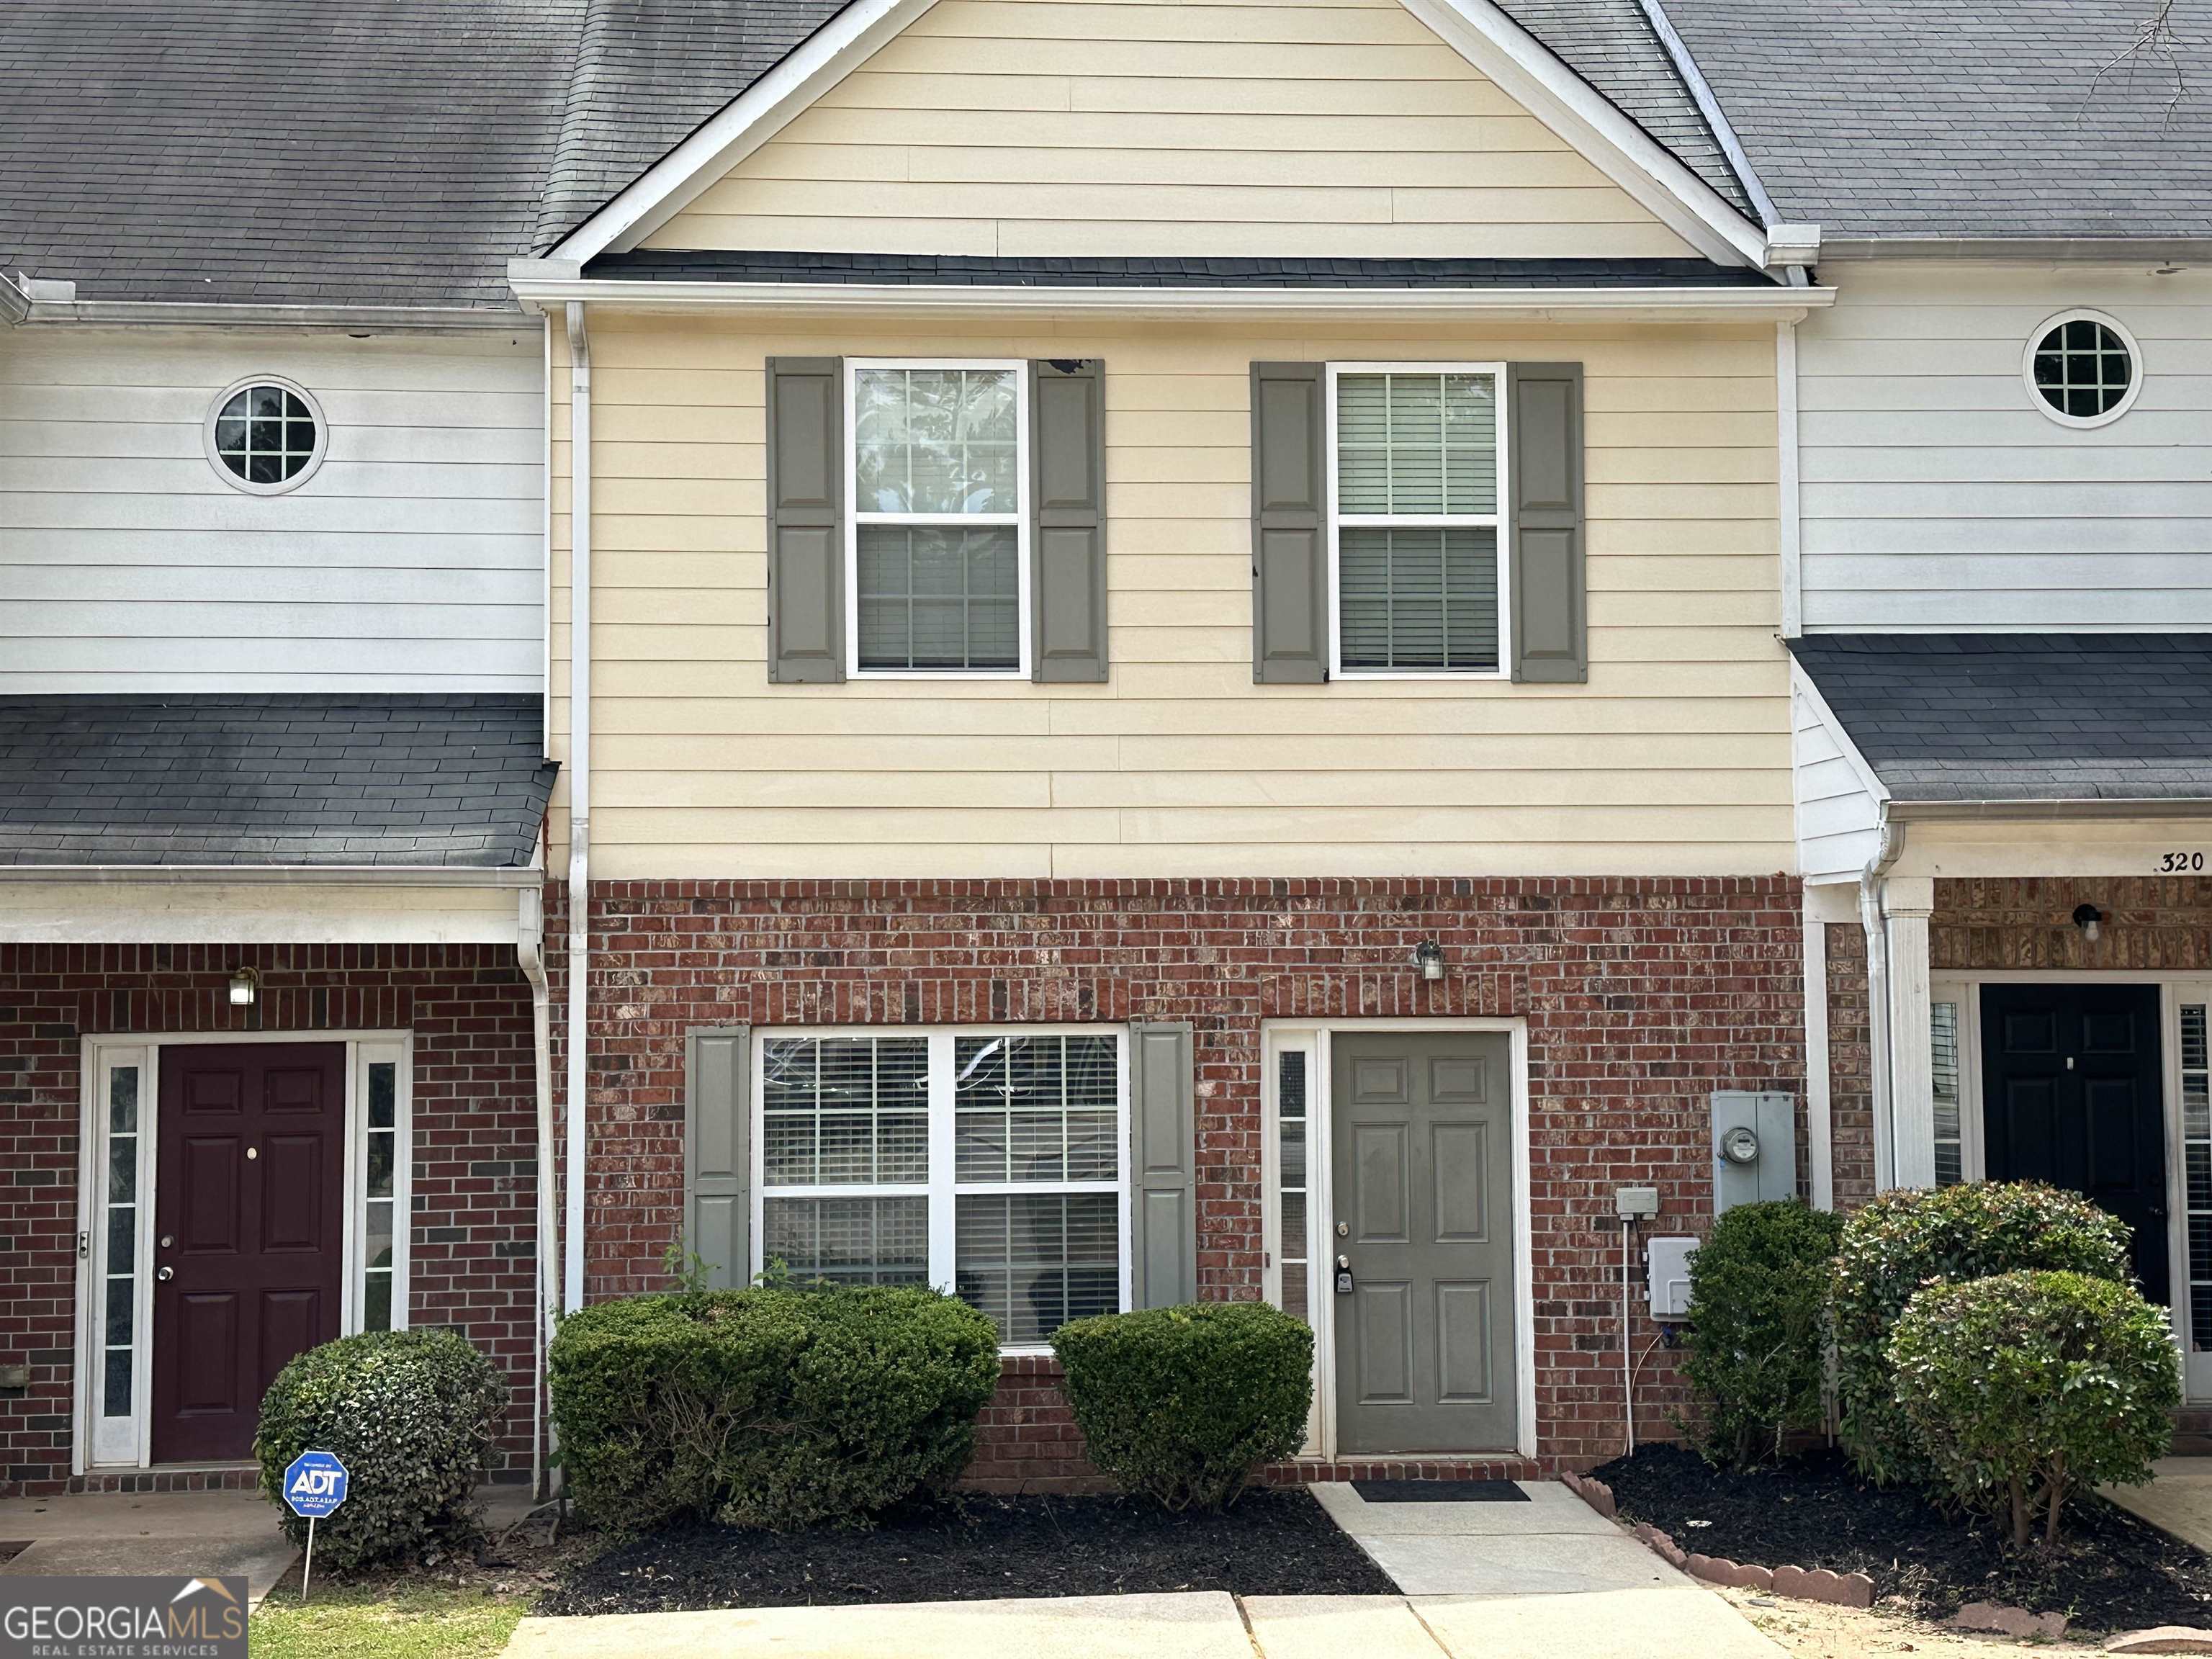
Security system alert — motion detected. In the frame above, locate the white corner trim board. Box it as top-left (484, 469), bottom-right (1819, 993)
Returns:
top-left (543, 0), bottom-right (1773, 274)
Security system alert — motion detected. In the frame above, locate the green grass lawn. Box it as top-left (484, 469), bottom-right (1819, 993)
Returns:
top-left (249, 1583), bottom-right (527, 1659)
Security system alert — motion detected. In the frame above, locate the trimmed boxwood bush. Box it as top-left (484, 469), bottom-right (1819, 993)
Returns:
top-left (1682, 1200), bottom-right (1845, 1467)
top-left (1891, 1269), bottom-right (2177, 1546)
top-left (548, 1285), bottom-right (999, 1533)
top-left (1832, 1182), bottom-right (2132, 1483)
top-left (1051, 1302), bottom-right (1312, 1511)
top-left (254, 1328), bottom-right (508, 1571)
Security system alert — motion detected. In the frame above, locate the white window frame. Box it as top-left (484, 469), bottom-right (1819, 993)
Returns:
top-left (2022, 308), bottom-right (2144, 431)
top-left (1927, 978), bottom-right (1983, 1185)
top-left (1325, 361), bottom-right (1511, 682)
top-left (203, 374), bottom-right (329, 496)
top-left (843, 357), bottom-right (1032, 680)
top-left (748, 1025), bottom-right (1130, 1354)
top-left (73, 1030), bottom-right (413, 1473)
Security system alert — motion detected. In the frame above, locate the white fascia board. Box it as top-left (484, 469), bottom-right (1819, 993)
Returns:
top-left (0, 864), bottom-right (543, 887)
top-left (1791, 657), bottom-right (1891, 806)
top-left (1398, 0), bottom-right (1768, 269)
top-left (507, 272), bottom-right (1829, 320)
top-left (550, 0), bottom-right (938, 264)
top-left (22, 300), bottom-right (526, 333)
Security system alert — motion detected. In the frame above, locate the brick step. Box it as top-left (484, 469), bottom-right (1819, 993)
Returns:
top-left (2170, 1433), bottom-right (2212, 1457)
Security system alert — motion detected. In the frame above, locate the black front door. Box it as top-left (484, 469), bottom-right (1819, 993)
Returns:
top-left (1981, 983), bottom-right (2169, 1303)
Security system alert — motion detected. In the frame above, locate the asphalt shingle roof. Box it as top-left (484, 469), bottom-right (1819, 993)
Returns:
top-left (1791, 635), bottom-right (2212, 804)
top-left (1494, 0), bottom-right (1753, 217)
top-left (0, 1), bottom-right (585, 308)
top-left (0, 696), bottom-right (557, 868)
top-left (1662, 0), bottom-right (2212, 240)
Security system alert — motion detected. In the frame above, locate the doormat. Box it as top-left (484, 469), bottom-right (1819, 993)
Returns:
top-left (1351, 1479), bottom-right (1529, 1503)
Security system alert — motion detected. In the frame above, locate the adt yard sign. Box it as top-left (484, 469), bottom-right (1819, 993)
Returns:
top-left (283, 1451), bottom-right (348, 1602)
top-left (283, 1450), bottom-right (348, 1519)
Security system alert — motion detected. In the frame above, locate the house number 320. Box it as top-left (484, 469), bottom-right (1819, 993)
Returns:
top-left (2159, 852), bottom-right (2206, 872)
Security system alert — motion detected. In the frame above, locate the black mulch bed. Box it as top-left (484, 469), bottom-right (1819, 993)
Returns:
top-left (1596, 1442), bottom-right (2212, 1634)
top-left (539, 1488), bottom-right (1394, 1614)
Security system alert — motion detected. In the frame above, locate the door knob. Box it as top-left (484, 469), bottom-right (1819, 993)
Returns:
top-left (157, 1266), bottom-right (174, 1282)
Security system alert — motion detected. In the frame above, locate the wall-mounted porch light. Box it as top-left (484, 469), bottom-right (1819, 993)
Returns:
top-left (228, 966), bottom-right (260, 1007)
top-left (1411, 940), bottom-right (1447, 981)
top-left (2072, 904), bottom-right (2104, 945)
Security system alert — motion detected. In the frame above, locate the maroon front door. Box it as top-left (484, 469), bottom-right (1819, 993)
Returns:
top-left (153, 1043), bottom-right (346, 1463)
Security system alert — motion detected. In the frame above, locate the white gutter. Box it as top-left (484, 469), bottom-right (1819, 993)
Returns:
top-left (541, 314), bottom-right (554, 757)
top-left (0, 864), bottom-right (541, 887)
top-left (515, 866), bottom-right (554, 1500)
top-left (562, 300), bottom-right (593, 1316)
top-left (508, 270), bottom-right (1832, 320)
top-left (1858, 814), bottom-right (1907, 1192)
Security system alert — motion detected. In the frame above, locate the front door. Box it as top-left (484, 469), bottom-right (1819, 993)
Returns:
top-left (1981, 984), bottom-right (2169, 1303)
top-left (152, 1043), bottom-right (346, 1462)
top-left (1332, 1033), bottom-right (1516, 1454)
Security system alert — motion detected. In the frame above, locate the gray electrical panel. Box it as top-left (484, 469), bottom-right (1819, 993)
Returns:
top-left (1711, 1090), bottom-right (1797, 1216)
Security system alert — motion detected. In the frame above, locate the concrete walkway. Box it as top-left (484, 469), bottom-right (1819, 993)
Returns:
top-left (0, 1480), bottom-right (537, 1611)
top-left (2107, 1457), bottom-right (2212, 1551)
top-left (0, 1488), bottom-right (297, 1607)
top-left (504, 1480), bottom-right (1786, 1659)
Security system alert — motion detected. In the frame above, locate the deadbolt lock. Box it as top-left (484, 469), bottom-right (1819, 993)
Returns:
top-left (1334, 1221), bottom-right (1348, 1238)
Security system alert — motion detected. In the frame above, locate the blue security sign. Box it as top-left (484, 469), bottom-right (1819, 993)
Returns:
top-left (282, 1451), bottom-right (349, 1519)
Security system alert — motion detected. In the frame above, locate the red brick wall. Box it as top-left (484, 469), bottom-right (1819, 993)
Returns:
top-left (557, 876), bottom-right (1807, 1470)
top-left (0, 944), bottom-right (539, 1496)
top-left (1825, 922), bottom-right (1877, 1210)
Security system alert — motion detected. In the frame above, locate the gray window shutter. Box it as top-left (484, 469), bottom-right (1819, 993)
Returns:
top-left (1030, 358), bottom-right (1108, 683)
top-left (683, 1025), bottom-right (751, 1289)
top-left (1250, 362), bottom-right (1329, 683)
top-left (766, 357), bottom-right (845, 683)
top-left (1508, 361), bottom-right (1586, 683)
top-left (1128, 1020), bottom-right (1197, 1308)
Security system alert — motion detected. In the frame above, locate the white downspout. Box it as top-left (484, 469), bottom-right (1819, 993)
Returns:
top-left (1858, 813), bottom-right (1906, 1192)
top-left (564, 301), bottom-right (592, 1316)
top-left (516, 860), bottom-right (554, 1498)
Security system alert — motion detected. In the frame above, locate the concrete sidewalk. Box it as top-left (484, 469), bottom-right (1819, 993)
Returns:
top-left (505, 1586), bottom-right (1784, 1659)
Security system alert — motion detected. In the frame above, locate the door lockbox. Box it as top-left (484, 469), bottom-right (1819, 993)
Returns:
top-left (1334, 1255), bottom-right (1354, 1295)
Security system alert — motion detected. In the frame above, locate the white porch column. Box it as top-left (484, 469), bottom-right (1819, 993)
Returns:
top-left (1884, 876), bottom-right (1937, 1190)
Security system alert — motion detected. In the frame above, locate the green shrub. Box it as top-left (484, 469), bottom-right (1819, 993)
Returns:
top-left (1831, 1182), bottom-right (2132, 1483)
top-left (548, 1285), bottom-right (1000, 1533)
top-left (1891, 1269), bottom-right (2177, 1547)
top-left (1682, 1200), bottom-right (1845, 1466)
top-left (1051, 1302), bottom-right (1313, 1511)
top-left (254, 1328), bottom-right (508, 1571)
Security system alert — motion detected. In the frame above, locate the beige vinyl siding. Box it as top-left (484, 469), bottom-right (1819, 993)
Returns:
top-left (646, 0), bottom-right (1702, 260)
top-left (551, 315), bottom-right (1787, 880)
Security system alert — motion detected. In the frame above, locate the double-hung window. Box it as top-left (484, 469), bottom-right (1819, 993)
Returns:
top-left (1328, 364), bottom-right (1507, 678)
top-left (847, 360), bottom-right (1029, 678)
top-left (757, 1028), bottom-right (1126, 1346)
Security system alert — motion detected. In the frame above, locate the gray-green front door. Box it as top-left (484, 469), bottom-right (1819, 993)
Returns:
top-left (1332, 1033), bottom-right (1516, 1454)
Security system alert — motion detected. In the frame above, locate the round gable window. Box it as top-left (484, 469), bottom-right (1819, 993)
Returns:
top-left (2024, 310), bottom-right (2141, 428)
top-left (205, 377), bottom-right (326, 493)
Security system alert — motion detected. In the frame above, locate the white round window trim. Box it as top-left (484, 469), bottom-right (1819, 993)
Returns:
top-left (204, 376), bottom-right (328, 494)
top-left (2022, 309), bottom-right (2143, 428)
